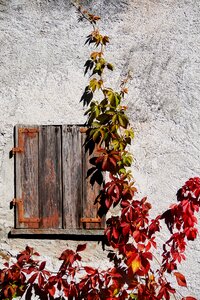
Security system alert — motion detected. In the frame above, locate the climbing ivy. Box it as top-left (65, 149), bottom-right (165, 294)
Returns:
top-left (0, 4), bottom-right (199, 300)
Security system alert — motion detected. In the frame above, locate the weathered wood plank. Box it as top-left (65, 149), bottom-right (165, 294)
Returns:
top-left (39, 126), bottom-right (62, 228)
top-left (62, 125), bottom-right (83, 229)
top-left (15, 125), bottom-right (39, 228)
top-left (81, 134), bottom-right (105, 229)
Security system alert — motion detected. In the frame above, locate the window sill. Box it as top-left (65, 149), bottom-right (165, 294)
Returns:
top-left (9, 228), bottom-right (105, 241)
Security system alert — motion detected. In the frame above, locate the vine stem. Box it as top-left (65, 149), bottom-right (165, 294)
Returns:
top-left (71, 1), bottom-right (96, 30)
top-left (152, 254), bottom-right (180, 300)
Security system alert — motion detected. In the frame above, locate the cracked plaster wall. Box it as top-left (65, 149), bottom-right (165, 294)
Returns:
top-left (0, 0), bottom-right (200, 298)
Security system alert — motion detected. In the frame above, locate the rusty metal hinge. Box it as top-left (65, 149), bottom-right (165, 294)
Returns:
top-left (79, 127), bottom-right (87, 133)
top-left (12, 147), bottom-right (23, 154)
top-left (80, 217), bottom-right (101, 223)
top-left (12, 198), bottom-right (40, 223)
top-left (12, 128), bottom-right (39, 155)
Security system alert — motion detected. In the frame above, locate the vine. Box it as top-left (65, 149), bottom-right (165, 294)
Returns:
top-left (0, 4), bottom-right (199, 300)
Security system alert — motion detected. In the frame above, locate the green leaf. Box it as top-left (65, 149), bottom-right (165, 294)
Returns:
top-left (122, 153), bottom-right (133, 166)
top-left (111, 140), bottom-right (119, 150)
top-left (125, 137), bottom-right (131, 145)
top-left (89, 78), bottom-right (98, 92)
top-left (112, 114), bottom-right (117, 124)
top-left (130, 293), bottom-right (138, 300)
top-left (97, 113), bottom-right (111, 124)
top-left (106, 90), bottom-right (115, 103)
top-left (92, 121), bottom-right (101, 128)
top-left (100, 98), bottom-right (108, 107)
top-left (118, 114), bottom-right (129, 128)
top-left (119, 168), bottom-right (126, 174)
top-left (88, 111), bottom-right (97, 125)
top-left (93, 130), bottom-right (100, 141)
top-left (95, 62), bottom-right (101, 70)
top-left (94, 106), bottom-right (100, 117)
top-left (106, 110), bottom-right (115, 115)
top-left (125, 128), bottom-right (134, 139)
top-left (99, 58), bottom-right (106, 65)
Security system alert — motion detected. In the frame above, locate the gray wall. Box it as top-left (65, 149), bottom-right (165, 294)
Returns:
top-left (0, 0), bottom-right (200, 297)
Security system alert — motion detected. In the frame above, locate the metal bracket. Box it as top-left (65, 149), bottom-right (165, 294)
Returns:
top-left (79, 127), bottom-right (87, 133)
top-left (12, 128), bottom-right (39, 155)
top-left (12, 198), bottom-right (40, 223)
top-left (12, 147), bottom-right (23, 154)
top-left (80, 217), bottom-right (101, 223)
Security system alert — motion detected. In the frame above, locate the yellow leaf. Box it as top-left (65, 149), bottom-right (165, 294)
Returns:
top-left (131, 255), bottom-right (141, 273)
top-left (90, 52), bottom-right (99, 60)
top-left (113, 288), bottom-right (119, 296)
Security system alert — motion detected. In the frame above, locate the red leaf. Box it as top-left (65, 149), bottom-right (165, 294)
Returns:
top-left (20, 272), bottom-right (26, 284)
top-left (25, 246), bottom-right (33, 254)
top-left (38, 273), bottom-right (44, 288)
top-left (59, 249), bottom-right (75, 262)
top-left (102, 155), bottom-right (108, 170)
top-left (17, 254), bottom-right (30, 264)
top-left (84, 266), bottom-right (96, 275)
top-left (122, 224), bottom-right (130, 236)
top-left (4, 286), bottom-right (15, 298)
top-left (109, 156), bottom-right (117, 167)
top-left (23, 266), bottom-right (37, 274)
top-left (3, 262), bottom-right (9, 268)
top-left (174, 272), bottom-right (187, 287)
top-left (48, 275), bottom-right (57, 283)
top-left (182, 297), bottom-right (197, 300)
top-left (142, 252), bottom-right (153, 260)
top-left (48, 285), bottom-right (56, 296)
top-left (43, 270), bottom-right (51, 276)
top-left (28, 272), bottom-right (38, 284)
top-left (39, 261), bottom-right (46, 271)
top-left (76, 243), bottom-right (87, 252)
top-left (113, 227), bottom-right (119, 239)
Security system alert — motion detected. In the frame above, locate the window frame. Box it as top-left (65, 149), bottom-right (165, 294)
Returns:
top-left (10, 124), bottom-right (105, 237)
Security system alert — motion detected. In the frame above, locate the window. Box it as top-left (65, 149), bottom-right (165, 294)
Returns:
top-left (11, 125), bottom-right (104, 236)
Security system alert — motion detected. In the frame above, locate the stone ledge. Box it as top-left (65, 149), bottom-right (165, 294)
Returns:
top-left (9, 229), bottom-right (105, 241)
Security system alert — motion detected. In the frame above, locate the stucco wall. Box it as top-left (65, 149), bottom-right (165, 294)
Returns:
top-left (0, 0), bottom-right (200, 298)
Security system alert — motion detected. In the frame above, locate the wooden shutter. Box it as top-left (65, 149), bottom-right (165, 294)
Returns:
top-left (38, 126), bottom-right (62, 228)
top-left (81, 135), bottom-right (105, 229)
top-left (62, 125), bottom-right (82, 229)
top-left (14, 125), bottom-right (104, 233)
top-left (14, 125), bottom-right (40, 229)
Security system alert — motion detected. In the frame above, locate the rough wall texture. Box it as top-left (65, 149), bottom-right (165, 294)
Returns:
top-left (0, 0), bottom-right (200, 297)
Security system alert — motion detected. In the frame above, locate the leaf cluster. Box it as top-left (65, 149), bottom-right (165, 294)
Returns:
top-left (78, 7), bottom-right (200, 300)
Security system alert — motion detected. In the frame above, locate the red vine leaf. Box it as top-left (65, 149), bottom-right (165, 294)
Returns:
top-left (84, 266), bottom-right (96, 275)
top-left (47, 285), bottom-right (56, 296)
top-left (39, 261), bottom-right (46, 271)
top-left (76, 243), bottom-right (87, 252)
top-left (174, 272), bottom-right (187, 287)
top-left (28, 272), bottom-right (38, 284)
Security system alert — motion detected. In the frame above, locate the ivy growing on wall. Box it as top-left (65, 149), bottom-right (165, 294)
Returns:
top-left (0, 4), bottom-right (200, 300)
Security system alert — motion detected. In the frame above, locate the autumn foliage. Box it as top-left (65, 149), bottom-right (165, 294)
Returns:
top-left (1, 5), bottom-right (200, 300)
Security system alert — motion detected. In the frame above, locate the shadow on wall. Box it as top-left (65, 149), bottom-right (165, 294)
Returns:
top-left (8, 231), bottom-right (106, 242)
